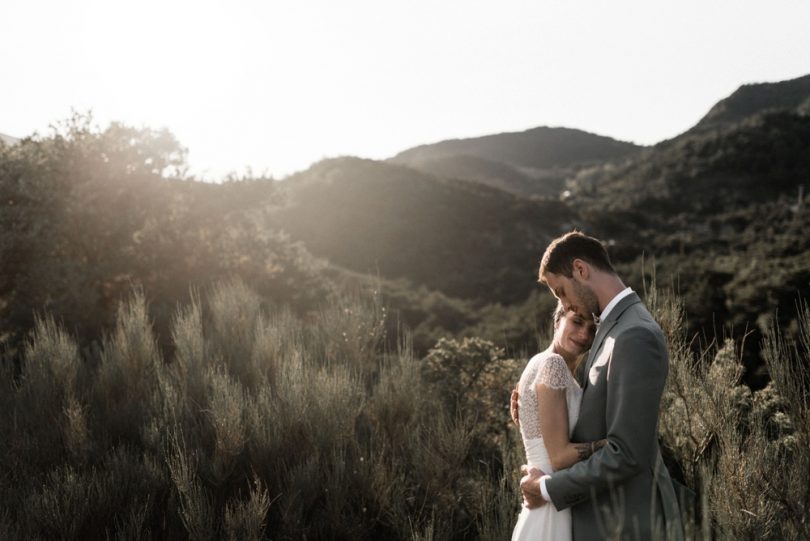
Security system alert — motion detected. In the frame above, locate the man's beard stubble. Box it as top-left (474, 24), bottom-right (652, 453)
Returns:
top-left (572, 280), bottom-right (600, 319)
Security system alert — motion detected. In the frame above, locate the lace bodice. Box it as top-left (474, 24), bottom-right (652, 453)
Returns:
top-left (517, 349), bottom-right (582, 443)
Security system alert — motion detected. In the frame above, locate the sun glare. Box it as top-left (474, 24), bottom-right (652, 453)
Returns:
top-left (2, 0), bottom-right (810, 179)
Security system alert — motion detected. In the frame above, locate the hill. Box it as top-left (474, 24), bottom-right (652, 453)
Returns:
top-left (565, 109), bottom-right (810, 373)
top-left (389, 126), bottom-right (642, 197)
top-left (688, 73), bottom-right (810, 135)
top-left (391, 126), bottom-right (642, 169)
top-left (3, 74), bottom-right (810, 371)
top-left (268, 157), bottom-right (580, 303)
top-left (570, 112), bottom-right (809, 216)
top-left (389, 153), bottom-right (552, 197)
top-left (255, 75), bottom-right (810, 362)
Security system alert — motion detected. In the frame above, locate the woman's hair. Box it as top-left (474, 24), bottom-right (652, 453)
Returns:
top-left (552, 300), bottom-right (591, 377)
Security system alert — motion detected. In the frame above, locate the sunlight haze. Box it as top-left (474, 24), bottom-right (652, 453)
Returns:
top-left (2, 0), bottom-right (809, 179)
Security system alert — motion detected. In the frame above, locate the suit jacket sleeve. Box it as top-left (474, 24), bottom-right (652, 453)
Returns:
top-left (545, 325), bottom-right (668, 511)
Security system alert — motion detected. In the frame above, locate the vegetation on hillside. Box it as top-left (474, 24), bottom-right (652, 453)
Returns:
top-left (565, 110), bottom-right (810, 382)
top-left (272, 157), bottom-right (577, 304)
top-left (0, 116), bottom-right (564, 361)
top-left (0, 116), bottom-right (328, 354)
top-left (387, 153), bottom-right (549, 198)
top-left (689, 73), bottom-right (810, 134)
top-left (1, 279), bottom-right (808, 539)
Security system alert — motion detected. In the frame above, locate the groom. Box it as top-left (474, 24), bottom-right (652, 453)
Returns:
top-left (520, 231), bottom-right (684, 540)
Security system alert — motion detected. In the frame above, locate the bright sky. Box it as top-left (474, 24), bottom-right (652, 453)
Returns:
top-left (2, 0), bottom-right (809, 180)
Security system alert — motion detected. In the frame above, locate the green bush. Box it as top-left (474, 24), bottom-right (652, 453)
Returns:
top-left (1, 279), bottom-right (514, 539)
top-left (0, 115), bottom-right (329, 356)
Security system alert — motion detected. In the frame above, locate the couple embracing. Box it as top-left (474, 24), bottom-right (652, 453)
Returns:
top-left (510, 231), bottom-right (684, 541)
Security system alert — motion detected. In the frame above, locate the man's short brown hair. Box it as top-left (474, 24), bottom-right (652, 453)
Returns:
top-left (538, 231), bottom-right (616, 283)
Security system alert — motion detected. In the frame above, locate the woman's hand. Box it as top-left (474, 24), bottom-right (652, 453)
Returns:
top-left (510, 386), bottom-right (520, 427)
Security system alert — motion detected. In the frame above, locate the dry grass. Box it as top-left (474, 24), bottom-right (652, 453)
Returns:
top-left (652, 287), bottom-right (810, 540)
top-left (1, 279), bottom-right (806, 539)
top-left (0, 280), bottom-right (512, 539)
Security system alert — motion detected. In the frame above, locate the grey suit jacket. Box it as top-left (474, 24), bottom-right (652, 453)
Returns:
top-left (545, 293), bottom-right (684, 541)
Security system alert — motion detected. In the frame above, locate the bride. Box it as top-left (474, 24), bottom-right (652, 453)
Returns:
top-left (510, 303), bottom-right (603, 541)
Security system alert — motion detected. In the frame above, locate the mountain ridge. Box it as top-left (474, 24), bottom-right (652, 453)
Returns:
top-left (688, 73), bottom-right (810, 135)
top-left (389, 126), bottom-right (642, 197)
top-left (391, 125), bottom-right (642, 169)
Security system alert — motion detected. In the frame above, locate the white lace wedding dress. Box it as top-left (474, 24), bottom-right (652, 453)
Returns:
top-left (511, 348), bottom-right (582, 541)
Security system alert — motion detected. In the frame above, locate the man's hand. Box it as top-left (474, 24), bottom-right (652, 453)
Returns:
top-left (519, 465), bottom-right (547, 509)
top-left (510, 386), bottom-right (520, 426)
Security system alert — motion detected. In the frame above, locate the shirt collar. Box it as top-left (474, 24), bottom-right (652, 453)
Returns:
top-left (599, 287), bottom-right (633, 323)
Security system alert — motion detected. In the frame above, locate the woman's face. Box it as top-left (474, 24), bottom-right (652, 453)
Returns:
top-left (555, 310), bottom-right (596, 358)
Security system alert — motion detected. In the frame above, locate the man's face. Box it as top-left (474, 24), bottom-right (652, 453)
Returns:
top-left (544, 270), bottom-right (600, 319)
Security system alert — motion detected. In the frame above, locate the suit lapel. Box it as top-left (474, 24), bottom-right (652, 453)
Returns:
top-left (581, 293), bottom-right (642, 391)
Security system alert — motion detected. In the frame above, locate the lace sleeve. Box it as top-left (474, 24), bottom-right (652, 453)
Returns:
top-left (533, 354), bottom-right (570, 390)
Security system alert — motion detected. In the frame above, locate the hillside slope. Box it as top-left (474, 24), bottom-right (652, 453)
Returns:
top-left (689, 74), bottom-right (810, 134)
top-left (389, 126), bottom-right (642, 197)
top-left (270, 157), bottom-right (581, 303)
top-left (566, 109), bottom-right (810, 360)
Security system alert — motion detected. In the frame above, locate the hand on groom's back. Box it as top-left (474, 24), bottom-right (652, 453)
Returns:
top-left (519, 465), bottom-right (547, 509)
top-left (510, 387), bottom-right (520, 426)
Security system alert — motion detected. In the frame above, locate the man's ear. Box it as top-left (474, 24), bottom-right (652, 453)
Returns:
top-left (572, 259), bottom-right (590, 280)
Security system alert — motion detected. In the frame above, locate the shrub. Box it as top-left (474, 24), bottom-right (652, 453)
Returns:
top-left (6, 276), bottom-right (807, 539)
top-left (653, 285), bottom-right (810, 540)
top-left (0, 280), bottom-right (513, 539)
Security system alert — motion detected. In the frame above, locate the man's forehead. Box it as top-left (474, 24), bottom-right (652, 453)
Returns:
top-left (544, 272), bottom-right (565, 287)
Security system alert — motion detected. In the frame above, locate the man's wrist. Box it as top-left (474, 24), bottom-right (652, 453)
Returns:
top-left (539, 474), bottom-right (552, 502)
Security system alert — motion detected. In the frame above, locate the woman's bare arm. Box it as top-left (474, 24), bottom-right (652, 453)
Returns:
top-left (536, 382), bottom-right (605, 471)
